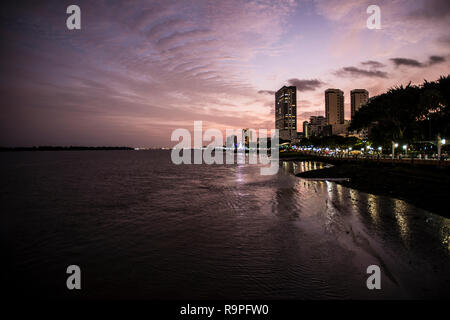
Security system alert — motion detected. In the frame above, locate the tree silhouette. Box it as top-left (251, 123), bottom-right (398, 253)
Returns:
top-left (349, 75), bottom-right (450, 145)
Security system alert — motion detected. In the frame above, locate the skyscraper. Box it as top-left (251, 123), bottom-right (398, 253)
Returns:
top-left (275, 86), bottom-right (297, 141)
top-left (325, 89), bottom-right (344, 125)
top-left (350, 89), bottom-right (369, 119)
top-left (303, 121), bottom-right (309, 138)
top-left (242, 128), bottom-right (252, 147)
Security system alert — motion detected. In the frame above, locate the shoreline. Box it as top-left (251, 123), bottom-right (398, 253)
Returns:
top-left (0, 146), bottom-right (134, 151)
top-left (282, 153), bottom-right (450, 218)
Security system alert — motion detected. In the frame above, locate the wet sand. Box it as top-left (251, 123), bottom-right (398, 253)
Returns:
top-left (294, 159), bottom-right (450, 218)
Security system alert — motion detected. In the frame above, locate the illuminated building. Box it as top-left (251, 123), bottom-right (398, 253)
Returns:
top-left (275, 86), bottom-right (297, 141)
top-left (325, 89), bottom-right (344, 126)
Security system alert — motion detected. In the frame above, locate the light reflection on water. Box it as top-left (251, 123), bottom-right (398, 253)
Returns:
top-left (367, 194), bottom-right (379, 226)
top-left (285, 160), bottom-right (449, 255)
top-left (281, 159), bottom-right (450, 292)
top-left (393, 199), bottom-right (410, 247)
top-left (442, 224), bottom-right (450, 252)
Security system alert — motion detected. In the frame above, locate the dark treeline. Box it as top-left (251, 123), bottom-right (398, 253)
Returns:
top-left (349, 75), bottom-right (450, 146)
top-left (0, 146), bottom-right (134, 151)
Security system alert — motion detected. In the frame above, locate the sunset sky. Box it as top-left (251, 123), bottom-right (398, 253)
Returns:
top-left (1, 0), bottom-right (449, 147)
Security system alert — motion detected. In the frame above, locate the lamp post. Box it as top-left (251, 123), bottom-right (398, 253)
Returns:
top-left (442, 138), bottom-right (446, 161)
top-left (392, 142), bottom-right (398, 160)
top-left (437, 135), bottom-right (445, 167)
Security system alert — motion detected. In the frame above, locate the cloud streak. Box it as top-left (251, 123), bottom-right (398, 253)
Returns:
top-left (334, 67), bottom-right (388, 78)
top-left (0, 0), bottom-right (299, 146)
top-left (360, 61), bottom-right (386, 69)
top-left (390, 55), bottom-right (446, 68)
top-left (287, 79), bottom-right (325, 92)
top-left (258, 90), bottom-right (276, 95)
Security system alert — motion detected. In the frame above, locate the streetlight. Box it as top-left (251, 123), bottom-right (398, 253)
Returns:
top-left (392, 142), bottom-right (398, 160)
top-left (437, 136), bottom-right (445, 164)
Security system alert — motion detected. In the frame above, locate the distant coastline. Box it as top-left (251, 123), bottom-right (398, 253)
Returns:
top-left (0, 146), bottom-right (134, 152)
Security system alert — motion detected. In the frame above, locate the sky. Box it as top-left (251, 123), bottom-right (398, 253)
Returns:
top-left (1, 0), bottom-right (449, 147)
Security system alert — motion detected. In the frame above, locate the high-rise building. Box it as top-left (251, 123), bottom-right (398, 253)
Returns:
top-left (242, 128), bottom-right (252, 147)
top-left (308, 116), bottom-right (327, 136)
top-left (351, 89), bottom-right (369, 119)
top-left (275, 86), bottom-right (297, 141)
top-left (303, 121), bottom-right (309, 138)
top-left (325, 89), bottom-right (344, 125)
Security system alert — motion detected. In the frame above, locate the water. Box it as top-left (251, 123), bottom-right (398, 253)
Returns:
top-left (1, 150), bottom-right (449, 299)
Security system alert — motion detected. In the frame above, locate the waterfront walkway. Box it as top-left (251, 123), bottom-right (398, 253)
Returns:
top-left (289, 151), bottom-right (450, 167)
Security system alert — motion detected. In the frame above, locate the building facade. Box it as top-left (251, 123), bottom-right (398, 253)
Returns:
top-left (350, 89), bottom-right (369, 119)
top-left (308, 115), bottom-right (327, 137)
top-left (330, 120), bottom-right (350, 136)
top-left (325, 89), bottom-right (344, 126)
top-left (242, 128), bottom-right (253, 147)
top-left (275, 86), bottom-right (297, 141)
top-left (302, 121), bottom-right (309, 138)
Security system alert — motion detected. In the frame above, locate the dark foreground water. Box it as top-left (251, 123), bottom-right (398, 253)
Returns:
top-left (1, 150), bottom-right (449, 299)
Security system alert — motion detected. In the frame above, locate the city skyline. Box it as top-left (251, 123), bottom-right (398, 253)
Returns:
top-left (281, 85), bottom-right (367, 139)
top-left (1, 0), bottom-right (449, 147)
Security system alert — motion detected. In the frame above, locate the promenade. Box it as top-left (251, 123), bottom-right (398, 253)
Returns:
top-left (287, 151), bottom-right (450, 167)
